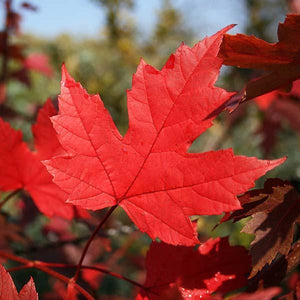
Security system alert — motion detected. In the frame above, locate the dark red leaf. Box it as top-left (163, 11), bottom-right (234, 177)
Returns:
top-left (223, 179), bottom-right (300, 277)
top-left (137, 238), bottom-right (250, 299)
top-left (219, 14), bottom-right (300, 108)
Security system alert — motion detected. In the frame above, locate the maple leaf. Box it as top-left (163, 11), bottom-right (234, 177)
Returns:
top-left (45, 26), bottom-right (284, 245)
top-left (24, 53), bottom-right (53, 77)
top-left (0, 99), bottom-right (87, 219)
top-left (0, 264), bottom-right (38, 300)
top-left (219, 14), bottom-right (300, 109)
top-left (223, 178), bottom-right (300, 278)
top-left (136, 238), bottom-right (250, 299)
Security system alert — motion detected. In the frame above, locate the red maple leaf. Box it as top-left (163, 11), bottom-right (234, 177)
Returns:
top-left (136, 238), bottom-right (250, 299)
top-left (23, 53), bottom-right (53, 77)
top-left (0, 264), bottom-right (38, 299)
top-left (0, 99), bottom-right (87, 219)
top-left (45, 26), bottom-right (285, 245)
top-left (218, 14), bottom-right (300, 110)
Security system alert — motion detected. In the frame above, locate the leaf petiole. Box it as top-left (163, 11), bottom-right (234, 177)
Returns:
top-left (73, 204), bottom-right (118, 282)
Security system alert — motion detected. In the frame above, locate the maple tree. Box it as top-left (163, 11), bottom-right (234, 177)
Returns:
top-left (0, 3), bottom-right (299, 299)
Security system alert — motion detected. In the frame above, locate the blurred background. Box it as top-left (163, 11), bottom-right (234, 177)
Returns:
top-left (0, 0), bottom-right (299, 299)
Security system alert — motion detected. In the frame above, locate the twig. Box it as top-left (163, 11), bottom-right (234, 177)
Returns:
top-left (0, 250), bottom-right (94, 300)
top-left (73, 205), bottom-right (118, 282)
top-left (27, 262), bottom-right (147, 291)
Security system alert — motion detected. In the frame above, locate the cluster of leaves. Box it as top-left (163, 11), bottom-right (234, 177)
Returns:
top-left (0, 2), bottom-right (299, 300)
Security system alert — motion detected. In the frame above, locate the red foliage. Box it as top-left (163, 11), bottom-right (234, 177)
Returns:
top-left (45, 27), bottom-right (284, 246)
top-left (0, 265), bottom-right (38, 300)
top-left (137, 238), bottom-right (250, 299)
top-left (0, 99), bottom-right (87, 219)
top-left (219, 14), bottom-right (300, 110)
top-left (0, 11), bottom-right (298, 300)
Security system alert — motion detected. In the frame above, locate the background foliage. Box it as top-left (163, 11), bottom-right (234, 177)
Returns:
top-left (0, 0), bottom-right (299, 298)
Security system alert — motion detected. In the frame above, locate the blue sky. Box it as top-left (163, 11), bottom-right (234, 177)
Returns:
top-left (0, 0), bottom-right (248, 38)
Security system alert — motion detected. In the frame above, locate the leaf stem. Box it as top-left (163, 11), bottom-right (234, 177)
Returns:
top-left (0, 189), bottom-right (21, 210)
top-left (6, 265), bottom-right (29, 272)
top-left (30, 262), bottom-right (147, 290)
top-left (81, 265), bottom-right (147, 290)
top-left (73, 205), bottom-right (118, 282)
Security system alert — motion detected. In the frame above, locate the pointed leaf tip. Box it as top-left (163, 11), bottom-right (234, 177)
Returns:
top-left (61, 64), bottom-right (73, 83)
top-left (268, 156), bottom-right (287, 170)
top-left (219, 24), bottom-right (236, 34)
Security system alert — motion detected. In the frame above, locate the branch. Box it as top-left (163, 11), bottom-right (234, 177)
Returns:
top-left (73, 205), bottom-right (118, 282)
top-left (0, 250), bottom-right (94, 300)
top-left (28, 262), bottom-right (147, 291)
